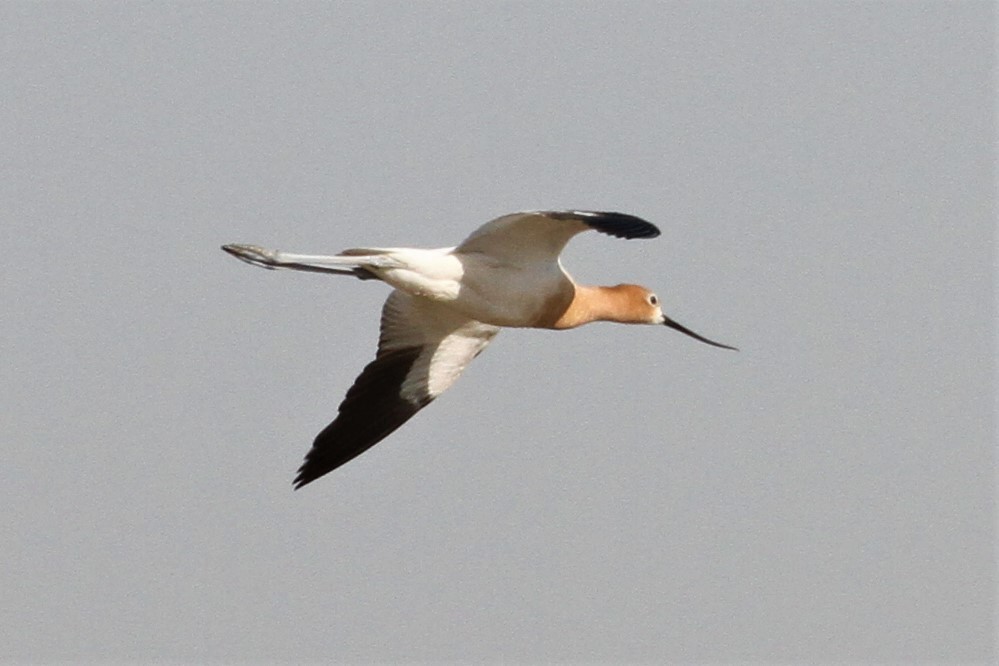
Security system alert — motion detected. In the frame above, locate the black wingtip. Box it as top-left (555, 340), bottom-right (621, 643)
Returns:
top-left (293, 450), bottom-right (332, 489)
top-left (292, 470), bottom-right (312, 490)
top-left (546, 211), bottom-right (661, 239)
top-left (290, 347), bottom-right (432, 490)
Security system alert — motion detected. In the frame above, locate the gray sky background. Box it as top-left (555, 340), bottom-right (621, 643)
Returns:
top-left (1, 2), bottom-right (994, 663)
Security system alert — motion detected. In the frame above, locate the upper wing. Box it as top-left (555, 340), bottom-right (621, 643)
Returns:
top-left (454, 210), bottom-right (660, 266)
top-left (293, 290), bottom-right (499, 488)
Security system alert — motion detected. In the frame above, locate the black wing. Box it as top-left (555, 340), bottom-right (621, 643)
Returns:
top-left (294, 291), bottom-right (498, 489)
top-left (544, 210), bottom-right (661, 239)
top-left (294, 346), bottom-right (431, 488)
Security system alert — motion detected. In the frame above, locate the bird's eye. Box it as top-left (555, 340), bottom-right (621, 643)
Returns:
top-left (648, 294), bottom-right (659, 306)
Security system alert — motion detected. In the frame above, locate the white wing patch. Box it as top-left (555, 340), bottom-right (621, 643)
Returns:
top-left (455, 211), bottom-right (590, 266)
top-left (454, 210), bottom-right (660, 268)
top-left (380, 291), bottom-right (498, 403)
top-left (401, 319), bottom-right (497, 402)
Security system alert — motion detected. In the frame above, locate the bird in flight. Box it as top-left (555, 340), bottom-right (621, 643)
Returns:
top-left (222, 210), bottom-right (736, 488)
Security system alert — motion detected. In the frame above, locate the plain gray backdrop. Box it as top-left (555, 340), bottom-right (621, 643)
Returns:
top-left (2, 1), bottom-right (995, 663)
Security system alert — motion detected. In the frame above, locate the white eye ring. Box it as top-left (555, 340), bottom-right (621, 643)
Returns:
top-left (648, 294), bottom-right (659, 306)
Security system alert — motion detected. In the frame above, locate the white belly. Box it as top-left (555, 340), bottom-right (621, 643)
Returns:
top-left (447, 254), bottom-right (572, 327)
top-left (369, 248), bottom-right (572, 327)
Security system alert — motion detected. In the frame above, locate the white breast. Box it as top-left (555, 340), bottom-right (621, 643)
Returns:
top-left (445, 253), bottom-right (573, 327)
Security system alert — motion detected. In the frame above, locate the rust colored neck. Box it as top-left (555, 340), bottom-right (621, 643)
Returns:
top-left (548, 285), bottom-right (640, 330)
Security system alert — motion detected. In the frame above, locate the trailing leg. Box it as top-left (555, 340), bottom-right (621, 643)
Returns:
top-left (221, 244), bottom-right (377, 279)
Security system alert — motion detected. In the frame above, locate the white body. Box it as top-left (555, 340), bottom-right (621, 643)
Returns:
top-left (222, 209), bottom-right (732, 487)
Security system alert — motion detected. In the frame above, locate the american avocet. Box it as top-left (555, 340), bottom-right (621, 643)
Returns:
top-left (223, 210), bottom-right (735, 488)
